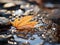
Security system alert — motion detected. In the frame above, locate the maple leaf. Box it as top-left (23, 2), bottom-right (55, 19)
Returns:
top-left (11, 16), bottom-right (38, 29)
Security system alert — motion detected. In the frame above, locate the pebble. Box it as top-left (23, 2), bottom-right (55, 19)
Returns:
top-left (13, 9), bottom-right (24, 16)
top-left (20, 3), bottom-right (30, 10)
top-left (30, 37), bottom-right (35, 40)
top-left (42, 18), bottom-right (52, 24)
top-left (22, 42), bottom-right (30, 45)
top-left (23, 9), bottom-right (33, 15)
top-left (44, 3), bottom-right (54, 8)
top-left (4, 3), bottom-right (16, 8)
top-left (42, 34), bottom-right (46, 39)
top-left (0, 17), bottom-right (10, 25)
top-left (48, 9), bottom-right (60, 19)
top-left (0, 9), bottom-right (7, 13)
top-left (33, 6), bottom-right (40, 15)
top-left (52, 28), bottom-right (56, 31)
top-left (5, 11), bottom-right (11, 14)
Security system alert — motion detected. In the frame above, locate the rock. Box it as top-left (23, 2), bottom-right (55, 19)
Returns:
top-left (0, 17), bottom-right (11, 32)
top-left (23, 9), bottom-right (33, 15)
top-left (13, 9), bottom-right (24, 16)
top-left (0, 9), bottom-right (7, 13)
top-left (5, 11), bottom-right (11, 14)
top-left (20, 3), bottom-right (30, 10)
top-left (23, 42), bottom-right (30, 45)
top-left (0, 17), bottom-right (10, 25)
top-left (0, 0), bottom-right (24, 5)
top-left (0, 0), bottom-right (14, 3)
top-left (42, 18), bottom-right (52, 24)
top-left (30, 37), bottom-right (35, 40)
top-left (3, 3), bottom-right (15, 8)
top-left (44, 3), bottom-right (54, 8)
top-left (28, 0), bottom-right (42, 6)
top-left (47, 9), bottom-right (60, 19)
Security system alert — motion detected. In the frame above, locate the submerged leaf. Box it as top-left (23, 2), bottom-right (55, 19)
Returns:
top-left (11, 16), bottom-right (38, 29)
top-left (17, 16), bottom-right (33, 27)
top-left (26, 21), bottom-right (38, 26)
top-left (11, 18), bottom-right (19, 27)
top-left (17, 21), bottom-right (38, 29)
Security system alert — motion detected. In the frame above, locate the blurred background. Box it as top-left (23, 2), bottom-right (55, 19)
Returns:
top-left (0, 0), bottom-right (60, 45)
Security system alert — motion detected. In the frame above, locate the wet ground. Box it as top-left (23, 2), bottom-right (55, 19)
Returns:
top-left (0, 0), bottom-right (60, 45)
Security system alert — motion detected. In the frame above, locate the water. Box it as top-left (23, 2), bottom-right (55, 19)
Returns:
top-left (14, 35), bottom-right (44, 45)
top-left (0, 0), bottom-right (60, 45)
top-left (13, 34), bottom-right (60, 45)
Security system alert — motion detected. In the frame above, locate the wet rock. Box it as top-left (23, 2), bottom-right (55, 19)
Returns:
top-left (23, 9), bottom-right (33, 15)
top-left (48, 9), bottom-right (60, 19)
top-left (13, 9), bottom-right (24, 16)
top-left (0, 17), bottom-right (11, 32)
top-left (3, 3), bottom-right (16, 8)
top-left (42, 18), bottom-right (52, 24)
top-left (30, 37), bottom-right (35, 40)
top-left (17, 34), bottom-right (26, 38)
top-left (20, 42), bottom-right (30, 45)
top-left (33, 5), bottom-right (40, 15)
top-left (20, 3), bottom-right (31, 10)
top-left (0, 9), bottom-right (7, 13)
top-left (0, 17), bottom-right (10, 25)
top-left (5, 11), bottom-right (11, 14)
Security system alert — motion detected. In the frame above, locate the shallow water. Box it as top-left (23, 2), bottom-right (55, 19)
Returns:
top-left (14, 35), bottom-right (44, 45)
top-left (13, 34), bottom-right (60, 45)
top-left (0, 0), bottom-right (60, 45)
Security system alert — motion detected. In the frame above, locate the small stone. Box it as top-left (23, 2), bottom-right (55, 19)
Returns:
top-left (8, 41), bottom-right (14, 44)
top-left (42, 18), bottom-right (52, 24)
top-left (11, 18), bottom-right (16, 21)
top-left (42, 34), bottom-right (46, 39)
top-left (30, 37), bottom-right (35, 40)
top-left (11, 10), bottom-right (15, 14)
top-left (6, 11), bottom-right (11, 14)
top-left (0, 17), bottom-right (10, 25)
top-left (33, 6), bottom-right (40, 15)
top-left (25, 3), bottom-right (30, 8)
top-left (20, 3), bottom-right (30, 10)
top-left (15, 16), bottom-right (19, 18)
top-left (52, 28), bottom-right (56, 30)
top-left (9, 16), bottom-right (12, 18)
top-left (23, 41), bottom-right (30, 45)
top-left (0, 9), bottom-right (7, 13)
top-left (12, 14), bottom-right (16, 16)
top-left (20, 5), bottom-right (25, 9)
top-left (14, 42), bottom-right (17, 44)
top-left (13, 9), bottom-right (24, 15)
top-left (23, 9), bottom-right (33, 15)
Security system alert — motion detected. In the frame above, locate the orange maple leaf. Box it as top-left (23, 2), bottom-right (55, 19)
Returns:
top-left (11, 16), bottom-right (38, 29)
